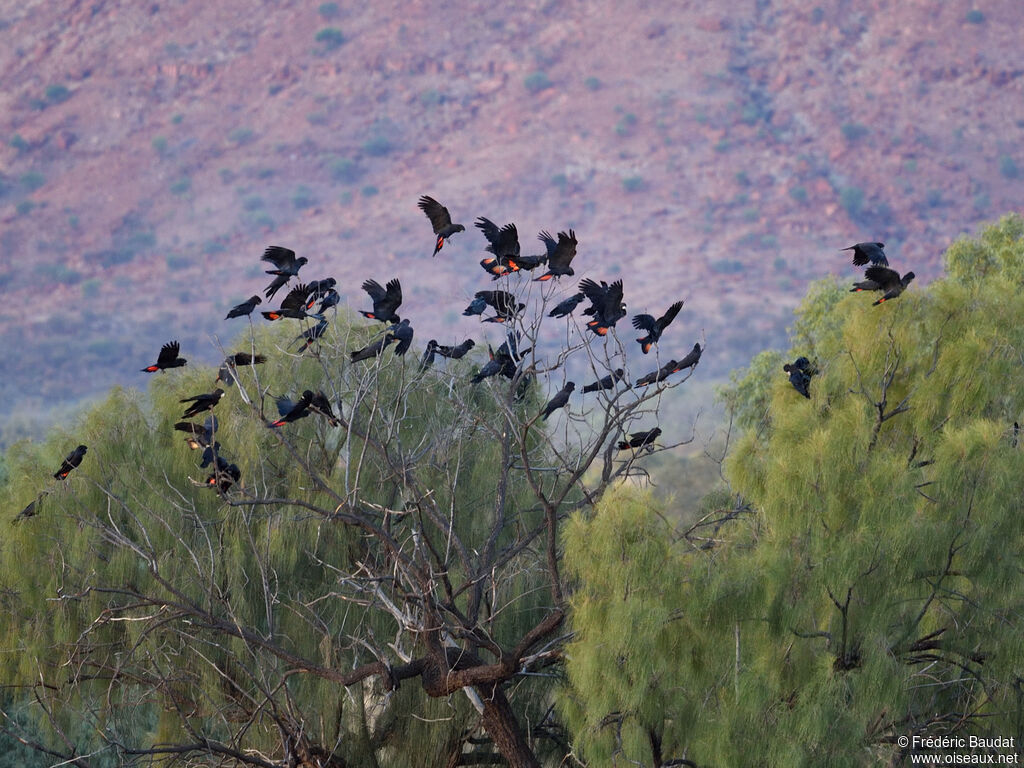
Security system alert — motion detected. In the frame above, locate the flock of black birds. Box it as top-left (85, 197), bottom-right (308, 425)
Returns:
top-left (13, 194), bottom-right (913, 522)
top-left (782, 240), bottom-right (914, 399)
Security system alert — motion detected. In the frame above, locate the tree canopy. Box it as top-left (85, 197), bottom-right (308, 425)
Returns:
top-left (562, 215), bottom-right (1024, 766)
top-left (1, 277), bottom-right (697, 767)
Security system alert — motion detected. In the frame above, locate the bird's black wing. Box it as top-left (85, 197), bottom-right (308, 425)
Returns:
top-left (280, 283), bottom-right (312, 313)
top-left (156, 340), bottom-right (181, 367)
top-left (631, 313), bottom-right (657, 332)
top-left (385, 278), bottom-right (402, 307)
top-left (362, 279), bottom-right (386, 302)
top-left (657, 300), bottom-right (684, 330)
top-left (262, 245), bottom-right (297, 272)
top-left (863, 266), bottom-right (902, 291)
top-left (548, 230), bottom-right (577, 270)
top-left (418, 195), bottom-right (453, 234)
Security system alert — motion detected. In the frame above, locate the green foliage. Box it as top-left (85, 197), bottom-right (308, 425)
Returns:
top-left (965, 9), bottom-right (985, 23)
top-left (584, 76), bottom-right (601, 91)
top-left (0, 318), bottom-right (560, 766)
top-left (565, 216), bottom-right (1024, 766)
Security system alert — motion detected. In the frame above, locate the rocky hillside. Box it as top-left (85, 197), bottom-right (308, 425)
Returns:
top-left (1, 0), bottom-right (1021, 436)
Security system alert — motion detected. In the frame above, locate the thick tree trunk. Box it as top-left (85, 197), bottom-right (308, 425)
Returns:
top-left (476, 683), bottom-right (540, 768)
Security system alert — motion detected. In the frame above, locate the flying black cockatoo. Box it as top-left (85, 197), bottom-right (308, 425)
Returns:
top-left (843, 242), bottom-right (888, 267)
top-left (476, 217), bottom-right (521, 277)
top-left (418, 195), bottom-right (465, 256)
top-left (141, 340), bottom-right (187, 373)
top-left (269, 391), bottom-right (339, 428)
top-left (580, 278), bottom-right (626, 336)
top-left (262, 246), bottom-right (308, 300)
top-left (583, 369), bottom-right (626, 393)
top-left (226, 295), bottom-right (262, 319)
top-left (541, 381), bottom-right (575, 420)
top-left (359, 278), bottom-right (402, 323)
top-left (533, 230), bottom-right (577, 281)
top-left (54, 445), bottom-right (87, 480)
top-left (269, 391), bottom-right (314, 427)
top-left (632, 300), bottom-right (683, 354)
top-left (262, 283), bottom-right (320, 321)
top-left (852, 266), bottom-right (916, 305)
top-left (617, 427), bottom-right (662, 451)
top-left (549, 292), bottom-right (585, 318)
top-left (179, 389), bottom-right (224, 419)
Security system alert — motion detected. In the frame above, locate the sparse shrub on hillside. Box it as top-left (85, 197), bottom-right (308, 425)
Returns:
top-left (228, 128), bottom-right (255, 145)
top-left (292, 185), bottom-right (317, 209)
top-left (362, 134), bottom-right (394, 157)
top-left (925, 188), bottom-right (944, 208)
top-left (80, 279), bottom-right (101, 298)
top-left (711, 258), bottom-right (744, 274)
top-left (315, 26), bottom-right (346, 52)
top-left (165, 253), bottom-right (191, 271)
top-left (330, 157), bottom-right (364, 183)
top-left (615, 111), bottom-right (637, 137)
top-left (218, 168), bottom-right (235, 184)
top-left (34, 262), bottom-right (81, 285)
top-left (584, 76), bottom-right (601, 91)
top-left (419, 88), bottom-right (444, 107)
top-left (19, 172), bottom-right (45, 193)
top-left (241, 195), bottom-right (264, 211)
top-left (306, 112), bottom-right (328, 126)
top-left (15, 201), bottom-right (35, 216)
top-left (171, 113), bottom-right (184, 124)
top-left (169, 176), bottom-right (191, 196)
top-left (841, 122), bottom-right (869, 142)
top-left (999, 155), bottom-right (1019, 179)
top-left (788, 185), bottom-right (808, 204)
top-left (965, 9), bottom-right (985, 23)
top-left (151, 135), bottom-right (169, 156)
top-left (317, 1), bottom-right (340, 18)
top-left (622, 175), bottom-right (646, 192)
top-left (839, 185), bottom-right (865, 219)
top-left (361, 185), bottom-right (378, 197)
top-left (202, 239), bottom-right (227, 255)
top-left (524, 70), bottom-right (552, 94)
top-left (44, 84), bottom-right (71, 105)
top-left (9, 134), bottom-right (30, 153)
